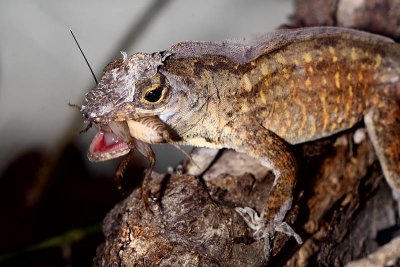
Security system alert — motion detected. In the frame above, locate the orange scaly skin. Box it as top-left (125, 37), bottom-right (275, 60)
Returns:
top-left (80, 27), bottom-right (400, 262)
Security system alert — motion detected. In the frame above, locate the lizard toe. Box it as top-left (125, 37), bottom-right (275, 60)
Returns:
top-left (235, 206), bottom-right (302, 261)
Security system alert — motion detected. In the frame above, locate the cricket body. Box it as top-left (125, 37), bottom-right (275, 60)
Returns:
top-left (81, 27), bottom-right (400, 261)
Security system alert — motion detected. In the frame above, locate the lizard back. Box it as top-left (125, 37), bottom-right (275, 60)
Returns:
top-left (159, 27), bottom-right (400, 145)
top-left (239, 34), bottom-right (400, 144)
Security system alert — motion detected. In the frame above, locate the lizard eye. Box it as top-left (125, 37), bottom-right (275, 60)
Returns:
top-left (141, 84), bottom-right (167, 105)
top-left (136, 73), bottom-right (170, 109)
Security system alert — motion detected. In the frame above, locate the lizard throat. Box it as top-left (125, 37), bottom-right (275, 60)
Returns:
top-left (88, 131), bottom-right (130, 161)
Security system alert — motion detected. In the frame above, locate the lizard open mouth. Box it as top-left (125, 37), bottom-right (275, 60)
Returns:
top-left (88, 131), bottom-right (130, 161)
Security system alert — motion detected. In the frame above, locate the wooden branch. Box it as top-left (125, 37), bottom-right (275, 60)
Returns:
top-left (94, 129), bottom-right (398, 266)
top-left (293, 0), bottom-right (400, 40)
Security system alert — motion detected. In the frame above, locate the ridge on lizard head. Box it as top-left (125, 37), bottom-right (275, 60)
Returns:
top-left (81, 51), bottom-right (170, 122)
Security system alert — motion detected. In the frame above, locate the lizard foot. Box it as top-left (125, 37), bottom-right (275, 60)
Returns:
top-left (235, 206), bottom-right (303, 261)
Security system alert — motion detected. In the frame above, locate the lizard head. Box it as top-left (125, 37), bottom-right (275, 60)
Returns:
top-left (80, 51), bottom-right (183, 162)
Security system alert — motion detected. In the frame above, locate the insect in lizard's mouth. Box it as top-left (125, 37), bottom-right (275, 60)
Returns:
top-left (86, 118), bottom-right (169, 162)
top-left (88, 131), bottom-right (131, 162)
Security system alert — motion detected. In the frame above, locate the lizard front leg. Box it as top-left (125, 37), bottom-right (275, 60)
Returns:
top-left (222, 118), bottom-right (303, 261)
top-left (364, 97), bottom-right (400, 208)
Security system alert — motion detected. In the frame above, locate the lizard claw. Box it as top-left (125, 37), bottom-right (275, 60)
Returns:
top-left (235, 206), bottom-right (303, 261)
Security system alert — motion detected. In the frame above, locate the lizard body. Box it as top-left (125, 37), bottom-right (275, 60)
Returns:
top-left (80, 27), bottom-right (400, 261)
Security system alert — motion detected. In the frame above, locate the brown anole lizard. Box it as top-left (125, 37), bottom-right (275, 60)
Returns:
top-left (79, 27), bottom-right (400, 261)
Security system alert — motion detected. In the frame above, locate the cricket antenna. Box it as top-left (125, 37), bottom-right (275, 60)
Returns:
top-left (70, 30), bottom-right (98, 84)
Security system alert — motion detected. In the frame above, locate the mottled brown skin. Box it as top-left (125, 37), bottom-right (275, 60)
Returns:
top-left (158, 31), bottom-right (400, 226)
top-left (81, 27), bottom-right (400, 262)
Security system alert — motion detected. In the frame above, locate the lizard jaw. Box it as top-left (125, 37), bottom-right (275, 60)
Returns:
top-left (88, 131), bottom-right (130, 161)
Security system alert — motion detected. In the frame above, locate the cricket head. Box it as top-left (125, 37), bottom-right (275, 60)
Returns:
top-left (80, 51), bottom-right (193, 162)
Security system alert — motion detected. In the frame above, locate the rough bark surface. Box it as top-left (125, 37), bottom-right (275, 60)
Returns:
top-left (94, 1), bottom-right (400, 266)
top-left (293, 0), bottom-right (400, 40)
top-left (94, 131), bottom-right (399, 266)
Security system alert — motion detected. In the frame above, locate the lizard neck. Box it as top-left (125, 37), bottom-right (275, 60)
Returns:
top-left (159, 56), bottom-right (250, 147)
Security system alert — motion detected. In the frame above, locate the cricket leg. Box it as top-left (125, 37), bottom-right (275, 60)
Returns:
top-left (224, 119), bottom-right (302, 262)
top-left (115, 152), bottom-right (133, 191)
top-left (135, 139), bottom-right (156, 210)
top-left (364, 98), bottom-right (400, 210)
